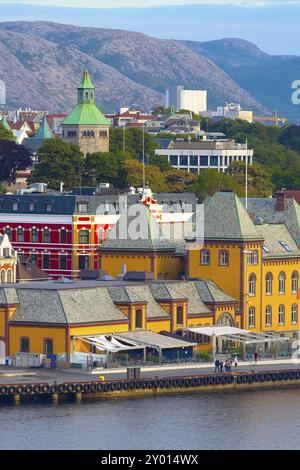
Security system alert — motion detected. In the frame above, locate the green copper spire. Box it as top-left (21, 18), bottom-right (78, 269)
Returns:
top-left (1, 115), bottom-right (10, 131)
top-left (35, 116), bottom-right (53, 140)
top-left (62, 68), bottom-right (110, 126)
top-left (78, 69), bottom-right (95, 105)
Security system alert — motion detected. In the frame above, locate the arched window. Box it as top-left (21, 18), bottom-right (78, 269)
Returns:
top-left (292, 271), bottom-right (299, 293)
top-left (6, 269), bottom-right (12, 283)
top-left (292, 304), bottom-right (298, 324)
top-left (176, 306), bottom-right (184, 325)
top-left (265, 272), bottom-right (273, 295)
top-left (279, 272), bottom-right (286, 294)
top-left (0, 270), bottom-right (6, 284)
top-left (249, 273), bottom-right (256, 296)
top-left (85, 91), bottom-right (89, 99)
top-left (265, 306), bottom-right (272, 327)
top-left (249, 307), bottom-right (255, 328)
top-left (278, 305), bottom-right (285, 325)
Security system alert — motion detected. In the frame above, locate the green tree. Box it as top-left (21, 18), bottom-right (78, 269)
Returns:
top-left (123, 160), bottom-right (167, 192)
top-left (84, 151), bottom-right (132, 188)
top-left (164, 169), bottom-right (197, 193)
top-left (227, 161), bottom-right (274, 197)
top-left (29, 140), bottom-right (84, 190)
top-left (148, 154), bottom-right (172, 172)
top-left (192, 169), bottom-right (244, 202)
top-left (0, 123), bottom-right (14, 141)
top-left (0, 140), bottom-right (32, 183)
top-left (109, 128), bottom-right (157, 162)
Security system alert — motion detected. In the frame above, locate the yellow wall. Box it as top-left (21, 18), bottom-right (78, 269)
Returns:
top-left (9, 326), bottom-right (66, 356)
top-left (70, 323), bottom-right (129, 353)
top-left (147, 319), bottom-right (171, 333)
top-left (154, 255), bottom-right (183, 280)
top-left (100, 254), bottom-right (152, 278)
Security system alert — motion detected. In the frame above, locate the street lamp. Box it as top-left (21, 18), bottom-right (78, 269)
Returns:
top-left (242, 250), bottom-right (252, 356)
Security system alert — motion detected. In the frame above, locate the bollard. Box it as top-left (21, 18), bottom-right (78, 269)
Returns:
top-left (76, 392), bottom-right (82, 402)
top-left (52, 392), bottom-right (59, 403)
top-left (14, 393), bottom-right (21, 405)
top-left (99, 375), bottom-right (105, 382)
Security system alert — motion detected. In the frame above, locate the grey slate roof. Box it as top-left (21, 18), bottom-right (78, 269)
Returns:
top-left (195, 281), bottom-right (236, 304)
top-left (101, 205), bottom-right (176, 252)
top-left (203, 192), bottom-right (262, 241)
top-left (122, 285), bottom-right (170, 319)
top-left (108, 286), bottom-right (145, 304)
top-left (165, 282), bottom-right (211, 315)
top-left (255, 224), bottom-right (300, 258)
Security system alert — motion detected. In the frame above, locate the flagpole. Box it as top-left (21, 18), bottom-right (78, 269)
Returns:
top-left (143, 123), bottom-right (145, 189)
top-left (245, 138), bottom-right (248, 211)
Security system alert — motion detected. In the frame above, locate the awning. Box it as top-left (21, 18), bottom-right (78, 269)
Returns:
top-left (187, 326), bottom-right (289, 344)
top-left (78, 335), bottom-right (142, 352)
top-left (115, 330), bottom-right (197, 351)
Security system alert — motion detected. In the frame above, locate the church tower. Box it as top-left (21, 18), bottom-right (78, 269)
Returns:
top-left (61, 69), bottom-right (110, 155)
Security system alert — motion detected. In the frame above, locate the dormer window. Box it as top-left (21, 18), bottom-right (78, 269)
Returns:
top-left (78, 203), bottom-right (88, 213)
top-left (45, 202), bottom-right (52, 213)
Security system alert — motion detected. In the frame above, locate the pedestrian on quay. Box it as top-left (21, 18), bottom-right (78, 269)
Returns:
top-left (234, 356), bottom-right (238, 368)
top-left (215, 358), bottom-right (220, 373)
top-left (254, 351), bottom-right (259, 365)
top-left (219, 361), bottom-right (224, 373)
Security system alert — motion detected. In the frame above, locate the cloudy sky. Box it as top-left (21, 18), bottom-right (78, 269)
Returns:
top-left (0, 1), bottom-right (299, 54)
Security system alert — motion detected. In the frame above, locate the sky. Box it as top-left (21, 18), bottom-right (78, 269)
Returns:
top-left (0, 1), bottom-right (299, 54)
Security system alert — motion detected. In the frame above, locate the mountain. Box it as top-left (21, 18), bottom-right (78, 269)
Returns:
top-left (182, 38), bottom-right (300, 122)
top-left (0, 21), bottom-right (266, 114)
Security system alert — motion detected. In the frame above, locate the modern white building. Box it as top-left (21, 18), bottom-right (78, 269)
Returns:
top-left (155, 137), bottom-right (253, 174)
top-left (201, 102), bottom-right (253, 124)
top-left (166, 86), bottom-right (207, 114)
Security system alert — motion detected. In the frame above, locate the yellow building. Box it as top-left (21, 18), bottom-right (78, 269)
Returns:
top-left (187, 190), bottom-right (300, 340)
top-left (0, 278), bottom-right (238, 360)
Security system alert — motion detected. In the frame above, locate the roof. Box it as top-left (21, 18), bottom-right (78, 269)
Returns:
top-left (203, 191), bottom-right (262, 241)
top-left (194, 280), bottom-right (236, 304)
top-left (255, 224), bottom-right (300, 258)
top-left (116, 330), bottom-right (196, 350)
top-left (166, 282), bottom-right (212, 315)
top-left (101, 205), bottom-right (176, 252)
top-left (78, 69), bottom-right (94, 90)
top-left (62, 103), bottom-right (110, 126)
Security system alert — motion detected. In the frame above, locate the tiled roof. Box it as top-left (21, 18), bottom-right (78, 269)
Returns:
top-left (165, 282), bottom-right (211, 315)
top-left (195, 280), bottom-right (236, 304)
top-left (255, 224), bottom-right (300, 258)
top-left (203, 192), bottom-right (262, 241)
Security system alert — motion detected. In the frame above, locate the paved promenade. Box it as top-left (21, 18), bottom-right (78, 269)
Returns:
top-left (0, 359), bottom-right (300, 384)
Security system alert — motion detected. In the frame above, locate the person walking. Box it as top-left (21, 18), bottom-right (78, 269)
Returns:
top-left (234, 356), bottom-right (238, 368)
top-left (214, 358), bottom-right (220, 373)
top-left (219, 361), bottom-right (224, 373)
top-left (254, 351), bottom-right (259, 365)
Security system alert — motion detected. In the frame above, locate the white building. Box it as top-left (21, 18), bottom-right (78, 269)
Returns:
top-left (166, 86), bottom-right (207, 114)
top-left (201, 102), bottom-right (253, 124)
top-left (155, 137), bottom-right (253, 174)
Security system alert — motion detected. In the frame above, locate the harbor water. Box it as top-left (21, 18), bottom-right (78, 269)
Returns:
top-left (0, 388), bottom-right (299, 450)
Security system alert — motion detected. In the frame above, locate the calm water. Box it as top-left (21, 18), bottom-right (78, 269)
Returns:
top-left (0, 389), bottom-right (300, 450)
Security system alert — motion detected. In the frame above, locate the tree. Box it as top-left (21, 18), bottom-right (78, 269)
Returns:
top-left (0, 140), bottom-right (32, 183)
top-left (29, 140), bottom-right (84, 190)
top-left (227, 161), bottom-right (274, 197)
top-left (123, 160), bottom-right (167, 192)
top-left (164, 169), bottom-right (197, 193)
top-left (84, 151), bottom-right (132, 188)
top-left (192, 169), bottom-right (244, 202)
top-left (279, 125), bottom-right (300, 152)
top-left (0, 123), bottom-right (14, 142)
top-left (109, 127), bottom-right (157, 162)
top-left (148, 154), bottom-right (172, 172)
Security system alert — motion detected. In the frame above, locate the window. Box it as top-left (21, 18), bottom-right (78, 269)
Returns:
top-left (6, 269), bottom-right (12, 283)
top-left (45, 203), bottom-right (52, 213)
top-left (200, 155), bottom-right (208, 166)
top-left (278, 305), bottom-right (285, 325)
top-left (79, 230), bottom-right (89, 244)
top-left (60, 229), bottom-right (67, 244)
top-left (265, 272), bottom-right (273, 295)
top-left (179, 155), bottom-right (188, 166)
top-left (249, 307), bottom-right (255, 328)
top-left (279, 241), bottom-right (292, 252)
top-left (200, 250), bottom-right (210, 265)
top-left (170, 155), bottom-right (178, 166)
top-left (249, 274), bottom-right (256, 296)
top-left (59, 253), bottom-right (67, 270)
top-left (20, 337), bottom-right (30, 353)
top-left (79, 255), bottom-right (89, 270)
top-left (176, 306), bottom-right (184, 325)
top-left (44, 339), bottom-right (53, 355)
top-left (135, 309), bottom-right (143, 329)
top-left (43, 228), bottom-right (50, 243)
top-left (265, 306), bottom-right (272, 327)
top-left (292, 271), bottom-right (299, 293)
top-left (30, 253), bottom-right (37, 266)
top-left (3, 248), bottom-right (9, 258)
top-left (43, 253), bottom-right (50, 270)
top-left (210, 155), bottom-right (218, 166)
top-left (247, 250), bottom-right (258, 264)
top-left (219, 250), bottom-right (229, 266)
top-left (31, 228), bottom-right (38, 243)
top-left (78, 203), bottom-right (88, 213)
top-left (263, 246), bottom-right (270, 254)
top-left (189, 155), bottom-right (198, 166)
top-left (12, 202), bottom-right (18, 211)
top-left (0, 270), bottom-right (6, 284)
top-left (17, 227), bottom-right (24, 242)
top-left (292, 304), bottom-right (298, 324)
top-left (5, 227), bottom-right (11, 240)
top-left (279, 272), bottom-right (286, 294)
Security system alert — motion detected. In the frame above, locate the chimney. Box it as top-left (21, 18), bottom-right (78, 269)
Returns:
top-left (276, 189), bottom-right (287, 212)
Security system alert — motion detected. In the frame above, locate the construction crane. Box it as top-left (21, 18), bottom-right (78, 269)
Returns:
top-left (254, 111), bottom-right (287, 127)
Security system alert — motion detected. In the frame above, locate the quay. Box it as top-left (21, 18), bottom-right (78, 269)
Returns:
top-left (1, 363), bottom-right (300, 404)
